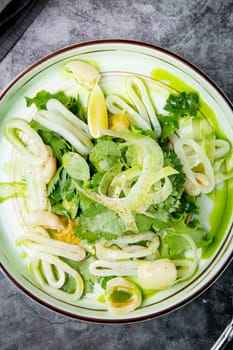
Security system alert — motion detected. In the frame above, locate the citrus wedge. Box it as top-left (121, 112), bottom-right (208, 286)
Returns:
top-left (88, 83), bottom-right (108, 138)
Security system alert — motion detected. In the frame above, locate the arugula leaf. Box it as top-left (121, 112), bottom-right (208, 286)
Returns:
top-left (25, 90), bottom-right (86, 120)
top-left (89, 139), bottom-right (121, 172)
top-left (47, 166), bottom-right (63, 196)
top-left (75, 203), bottom-right (125, 242)
top-left (164, 91), bottom-right (200, 117)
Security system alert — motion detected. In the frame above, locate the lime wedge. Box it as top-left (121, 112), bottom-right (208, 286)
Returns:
top-left (88, 83), bottom-right (108, 138)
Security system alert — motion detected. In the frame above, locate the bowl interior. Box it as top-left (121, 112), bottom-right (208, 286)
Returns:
top-left (0, 41), bottom-right (233, 322)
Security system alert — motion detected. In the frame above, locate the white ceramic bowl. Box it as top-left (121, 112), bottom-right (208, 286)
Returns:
top-left (0, 40), bottom-right (232, 323)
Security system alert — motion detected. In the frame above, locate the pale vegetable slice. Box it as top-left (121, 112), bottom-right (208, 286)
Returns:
top-left (105, 277), bottom-right (142, 315)
top-left (40, 145), bottom-right (57, 184)
top-left (214, 149), bottom-right (233, 183)
top-left (41, 259), bottom-right (66, 289)
top-left (214, 139), bottom-right (230, 159)
top-left (25, 163), bottom-right (48, 211)
top-left (17, 231), bottom-right (86, 261)
top-left (95, 236), bottom-right (160, 260)
top-left (106, 95), bottom-right (150, 130)
top-left (30, 252), bottom-right (84, 302)
top-left (89, 260), bottom-right (138, 277)
top-left (26, 210), bottom-right (65, 230)
top-left (112, 232), bottom-right (156, 245)
top-left (126, 76), bottom-right (161, 137)
top-left (64, 60), bottom-right (100, 89)
top-left (87, 83), bottom-right (108, 138)
top-left (174, 138), bottom-right (215, 195)
top-left (108, 166), bottom-right (141, 198)
top-left (46, 99), bottom-right (91, 136)
top-left (35, 111), bottom-right (92, 156)
top-left (4, 118), bottom-right (48, 165)
top-left (137, 259), bottom-right (177, 290)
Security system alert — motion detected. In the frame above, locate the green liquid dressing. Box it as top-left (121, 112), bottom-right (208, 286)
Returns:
top-left (203, 181), bottom-right (232, 258)
top-left (151, 68), bottom-right (233, 258)
top-left (97, 295), bottom-right (105, 303)
top-left (110, 290), bottom-right (132, 303)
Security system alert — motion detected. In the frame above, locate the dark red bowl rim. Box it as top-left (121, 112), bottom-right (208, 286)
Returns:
top-left (0, 39), bottom-right (232, 324)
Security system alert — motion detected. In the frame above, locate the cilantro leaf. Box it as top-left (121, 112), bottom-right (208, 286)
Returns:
top-left (152, 146), bottom-right (185, 216)
top-left (164, 91), bottom-right (200, 117)
top-left (89, 139), bottom-right (121, 172)
top-left (48, 167), bottom-right (79, 220)
top-left (159, 233), bottom-right (189, 258)
top-left (135, 214), bottom-right (167, 232)
top-left (75, 203), bottom-right (125, 242)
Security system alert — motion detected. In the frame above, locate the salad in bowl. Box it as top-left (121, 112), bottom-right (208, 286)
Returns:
top-left (0, 41), bottom-right (232, 322)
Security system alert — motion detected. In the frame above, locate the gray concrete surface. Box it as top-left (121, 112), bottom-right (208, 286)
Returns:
top-left (0, 0), bottom-right (233, 349)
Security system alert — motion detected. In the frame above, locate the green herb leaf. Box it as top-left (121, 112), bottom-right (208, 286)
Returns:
top-left (63, 152), bottom-right (90, 181)
top-left (158, 114), bottom-right (179, 139)
top-left (164, 91), bottom-right (200, 117)
top-left (75, 204), bottom-right (125, 242)
top-left (48, 167), bottom-right (79, 219)
top-left (135, 214), bottom-right (167, 232)
top-left (89, 140), bottom-right (121, 172)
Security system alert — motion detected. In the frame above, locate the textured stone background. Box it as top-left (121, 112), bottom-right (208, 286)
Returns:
top-left (0, 0), bottom-right (233, 349)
